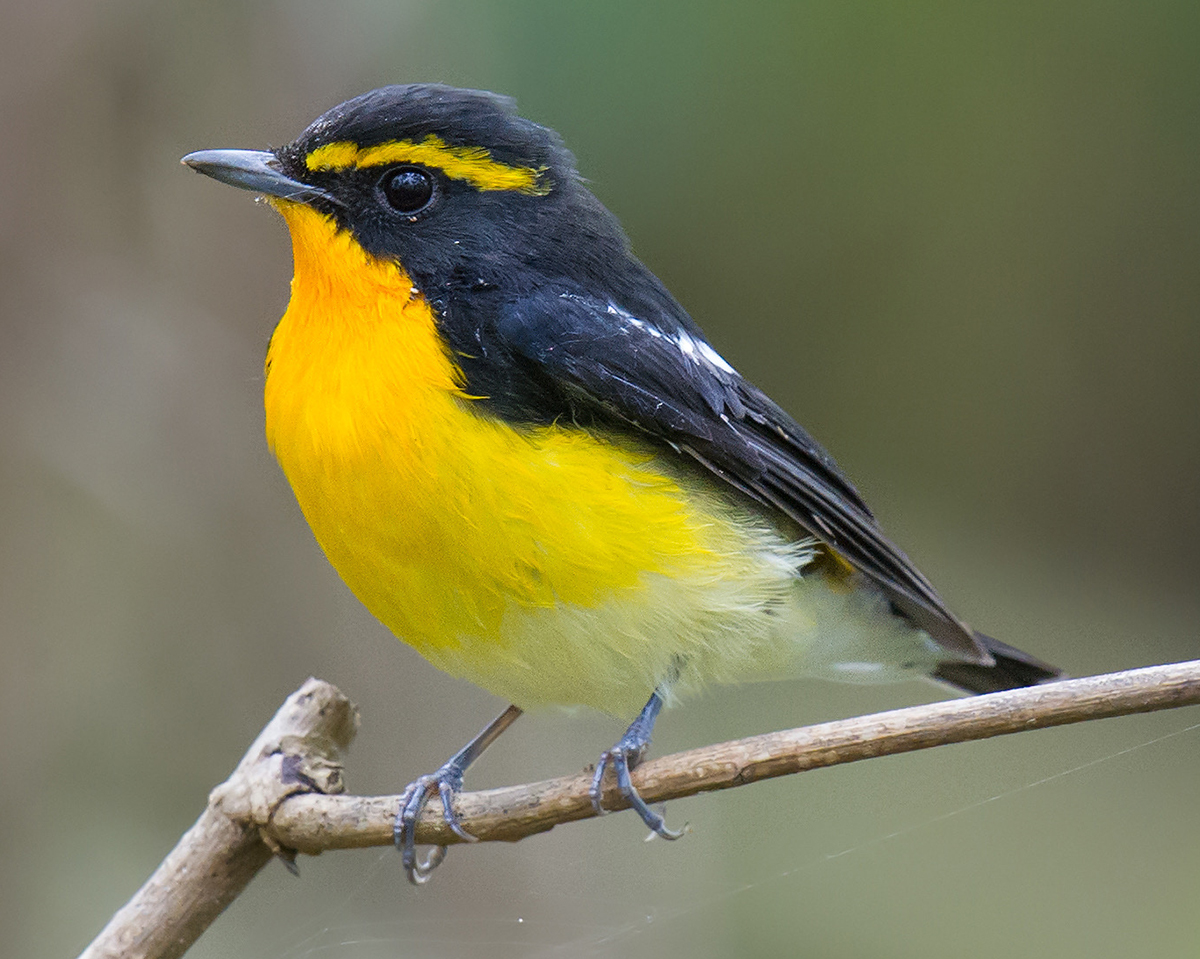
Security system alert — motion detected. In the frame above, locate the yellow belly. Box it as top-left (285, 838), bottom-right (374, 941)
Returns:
top-left (264, 204), bottom-right (934, 716)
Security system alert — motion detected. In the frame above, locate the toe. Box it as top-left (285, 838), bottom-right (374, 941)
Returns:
top-left (589, 750), bottom-right (613, 816)
top-left (612, 748), bottom-right (684, 840)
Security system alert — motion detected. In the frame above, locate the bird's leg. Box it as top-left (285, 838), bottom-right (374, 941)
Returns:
top-left (589, 687), bottom-right (684, 840)
top-left (394, 703), bottom-right (523, 884)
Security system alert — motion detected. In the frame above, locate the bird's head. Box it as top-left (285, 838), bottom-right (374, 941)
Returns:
top-left (183, 84), bottom-right (631, 299)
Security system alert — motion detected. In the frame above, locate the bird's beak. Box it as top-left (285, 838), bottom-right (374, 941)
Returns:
top-left (181, 149), bottom-right (337, 205)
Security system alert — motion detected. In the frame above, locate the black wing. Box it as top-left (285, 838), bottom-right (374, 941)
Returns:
top-left (449, 285), bottom-right (989, 663)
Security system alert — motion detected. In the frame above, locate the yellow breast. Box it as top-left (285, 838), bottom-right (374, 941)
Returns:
top-left (264, 206), bottom-right (735, 695)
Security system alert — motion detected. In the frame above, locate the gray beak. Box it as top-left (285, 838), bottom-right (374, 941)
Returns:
top-left (181, 149), bottom-right (337, 205)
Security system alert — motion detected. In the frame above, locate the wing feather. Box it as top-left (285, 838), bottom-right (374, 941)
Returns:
top-left (468, 287), bottom-right (989, 662)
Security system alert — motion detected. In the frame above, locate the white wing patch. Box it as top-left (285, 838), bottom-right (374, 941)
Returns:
top-left (606, 301), bottom-right (738, 374)
top-left (606, 301), bottom-right (665, 339)
top-left (696, 339), bottom-right (736, 374)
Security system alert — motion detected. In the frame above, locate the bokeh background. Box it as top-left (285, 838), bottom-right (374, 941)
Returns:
top-left (3, 2), bottom-right (1199, 957)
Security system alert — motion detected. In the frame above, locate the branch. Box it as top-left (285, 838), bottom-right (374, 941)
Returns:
top-left (78, 678), bottom-right (359, 959)
top-left (78, 661), bottom-right (1200, 959)
top-left (271, 660), bottom-right (1200, 850)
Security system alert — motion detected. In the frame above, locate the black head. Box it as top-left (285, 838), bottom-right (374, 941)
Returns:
top-left (183, 84), bottom-right (693, 382)
top-left (248, 84), bottom-right (641, 301)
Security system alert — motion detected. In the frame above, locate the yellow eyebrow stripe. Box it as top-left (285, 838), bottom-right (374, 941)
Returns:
top-left (305, 135), bottom-right (550, 195)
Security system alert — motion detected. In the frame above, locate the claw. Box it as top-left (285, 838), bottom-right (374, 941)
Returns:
top-left (393, 776), bottom-right (432, 883)
top-left (588, 755), bottom-right (612, 816)
top-left (612, 745), bottom-right (685, 840)
top-left (392, 704), bottom-right (523, 885)
top-left (394, 766), bottom-right (474, 884)
top-left (590, 688), bottom-right (685, 840)
top-left (438, 777), bottom-right (478, 842)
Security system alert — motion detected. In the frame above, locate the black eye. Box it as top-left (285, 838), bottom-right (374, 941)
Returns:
top-left (381, 166), bottom-right (435, 214)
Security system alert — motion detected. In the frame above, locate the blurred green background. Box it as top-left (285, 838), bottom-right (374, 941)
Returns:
top-left (3, 2), bottom-right (1199, 957)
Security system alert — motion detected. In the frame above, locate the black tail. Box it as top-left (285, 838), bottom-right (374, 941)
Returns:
top-left (932, 633), bottom-right (1063, 694)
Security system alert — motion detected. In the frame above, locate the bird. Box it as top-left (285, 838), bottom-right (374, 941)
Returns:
top-left (182, 84), bottom-right (1061, 884)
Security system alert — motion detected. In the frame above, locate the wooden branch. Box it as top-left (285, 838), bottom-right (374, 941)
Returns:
top-left (270, 660), bottom-right (1200, 850)
top-left (78, 678), bottom-right (359, 959)
top-left (78, 660), bottom-right (1200, 959)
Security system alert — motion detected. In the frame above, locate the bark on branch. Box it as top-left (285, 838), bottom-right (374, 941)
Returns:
top-left (79, 661), bottom-right (1200, 959)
